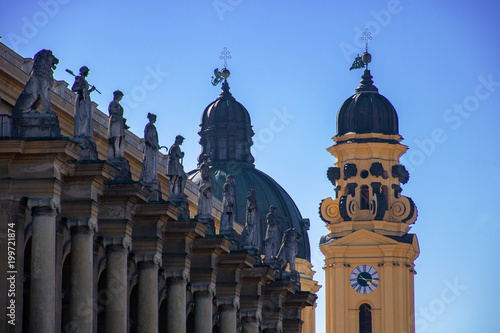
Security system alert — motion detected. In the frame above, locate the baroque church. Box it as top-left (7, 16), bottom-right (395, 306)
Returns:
top-left (0, 39), bottom-right (420, 333)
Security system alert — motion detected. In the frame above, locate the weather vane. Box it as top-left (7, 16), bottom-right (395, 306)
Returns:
top-left (212, 47), bottom-right (232, 86)
top-left (350, 28), bottom-right (373, 71)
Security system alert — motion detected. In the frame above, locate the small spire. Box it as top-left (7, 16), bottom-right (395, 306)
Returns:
top-left (356, 70), bottom-right (378, 93)
top-left (217, 80), bottom-right (234, 100)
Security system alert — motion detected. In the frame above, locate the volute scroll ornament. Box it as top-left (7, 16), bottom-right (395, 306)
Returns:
top-left (389, 196), bottom-right (417, 224)
top-left (339, 194), bottom-right (359, 221)
top-left (319, 197), bottom-right (342, 224)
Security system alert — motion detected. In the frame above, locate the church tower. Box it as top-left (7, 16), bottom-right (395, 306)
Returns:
top-left (319, 51), bottom-right (419, 333)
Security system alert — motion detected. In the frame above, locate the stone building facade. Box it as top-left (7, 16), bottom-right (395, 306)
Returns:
top-left (0, 43), bottom-right (319, 333)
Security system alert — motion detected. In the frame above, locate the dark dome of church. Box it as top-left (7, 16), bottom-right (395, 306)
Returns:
top-left (198, 80), bottom-right (255, 167)
top-left (202, 82), bottom-right (252, 126)
top-left (188, 166), bottom-right (311, 261)
top-left (337, 70), bottom-right (399, 136)
top-left (189, 79), bottom-right (311, 261)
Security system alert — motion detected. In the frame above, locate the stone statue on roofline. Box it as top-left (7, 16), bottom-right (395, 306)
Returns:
top-left (166, 135), bottom-right (187, 199)
top-left (242, 189), bottom-right (261, 255)
top-left (263, 205), bottom-right (284, 262)
top-left (220, 174), bottom-right (236, 238)
top-left (196, 154), bottom-right (215, 233)
top-left (72, 66), bottom-right (98, 160)
top-left (196, 154), bottom-right (213, 218)
top-left (107, 90), bottom-right (128, 161)
top-left (10, 49), bottom-right (61, 138)
top-left (276, 227), bottom-right (301, 279)
top-left (140, 113), bottom-right (162, 201)
top-left (165, 134), bottom-right (189, 219)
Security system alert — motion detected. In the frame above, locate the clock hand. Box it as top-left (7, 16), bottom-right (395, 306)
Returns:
top-left (358, 276), bottom-right (372, 285)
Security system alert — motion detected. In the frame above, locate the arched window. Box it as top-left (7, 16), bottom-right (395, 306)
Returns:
top-left (359, 303), bottom-right (372, 333)
top-left (360, 185), bottom-right (370, 210)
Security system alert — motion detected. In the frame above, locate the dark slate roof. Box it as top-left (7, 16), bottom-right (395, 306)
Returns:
top-left (336, 70), bottom-right (399, 137)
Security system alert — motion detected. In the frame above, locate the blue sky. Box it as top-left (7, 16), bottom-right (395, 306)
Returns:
top-left (2, 1), bottom-right (500, 332)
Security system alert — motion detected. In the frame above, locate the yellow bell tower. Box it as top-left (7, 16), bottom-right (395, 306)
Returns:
top-left (319, 52), bottom-right (419, 333)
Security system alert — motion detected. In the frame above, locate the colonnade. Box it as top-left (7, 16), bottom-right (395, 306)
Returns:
top-left (0, 139), bottom-right (315, 333)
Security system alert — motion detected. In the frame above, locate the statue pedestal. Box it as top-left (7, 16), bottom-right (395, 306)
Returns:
top-left (142, 180), bottom-right (162, 202)
top-left (108, 157), bottom-right (132, 182)
top-left (12, 111), bottom-right (61, 138)
top-left (74, 136), bottom-right (98, 160)
top-left (169, 194), bottom-right (189, 220)
top-left (196, 216), bottom-right (215, 236)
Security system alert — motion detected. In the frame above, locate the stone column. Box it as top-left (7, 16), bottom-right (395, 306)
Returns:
top-left (194, 289), bottom-right (214, 333)
top-left (136, 255), bottom-right (161, 333)
top-left (166, 276), bottom-right (187, 333)
top-left (66, 219), bottom-right (97, 332)
top-left (219, 304), bottom-right (237, 333)
top-left (104, 238), bottom-right (131, 333)
top-left (28, 198), bottom-right (59, 333)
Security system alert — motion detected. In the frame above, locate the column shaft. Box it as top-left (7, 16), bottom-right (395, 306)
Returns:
top-left (194, 291), bottom-right (213, 333)
top-left (166, 277), bottom-right (186, 333)
top-left (137, 262), bottom-right (159, 333)
top-left (219, 304), bottom-right (237, 333)
top-left (30, 205), bottom-right (57, 333)
top-left (105, 245), bottom-right (128, 333)
top-left (68, 228), bottom-right (94, 331)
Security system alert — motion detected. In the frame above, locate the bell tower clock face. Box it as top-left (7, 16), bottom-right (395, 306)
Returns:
top-left (350, 265), bottom-right (379, 294)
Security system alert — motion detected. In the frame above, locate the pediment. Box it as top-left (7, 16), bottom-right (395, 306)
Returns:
top-left (332, 229), bottom-right (399, 246)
